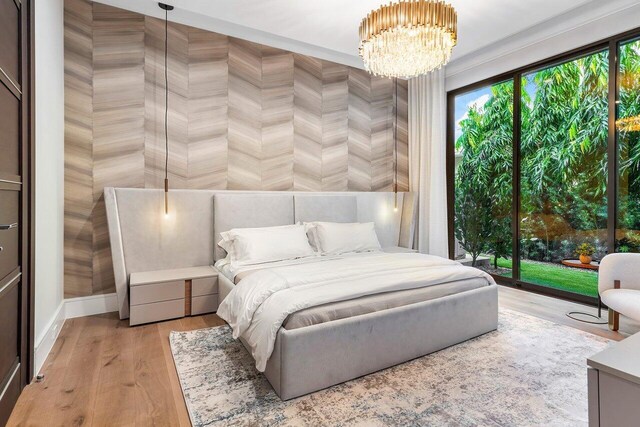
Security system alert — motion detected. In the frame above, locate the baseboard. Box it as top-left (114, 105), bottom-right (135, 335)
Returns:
top-left (34, 301), bottom-right (65, 375)
top-left (64, 292), bottom-right (119, 319)
top-left (33, 293), bottom-right (119, 376)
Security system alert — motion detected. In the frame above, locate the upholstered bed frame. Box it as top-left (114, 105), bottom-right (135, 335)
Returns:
top-left (104, 188), bottom-right (498, 400)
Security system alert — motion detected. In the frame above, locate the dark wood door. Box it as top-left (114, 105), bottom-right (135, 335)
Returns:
top-left (0, 0), bottom-right (33, 424)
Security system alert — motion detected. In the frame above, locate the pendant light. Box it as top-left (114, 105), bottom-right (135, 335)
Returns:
top-left (159, 2), bottom-right (173, 216)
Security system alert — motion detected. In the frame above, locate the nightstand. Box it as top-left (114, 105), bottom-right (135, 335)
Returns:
top-left (129, 266), bottom-right (219, 326)
top-left (588, 332), bottom-right (640, 426)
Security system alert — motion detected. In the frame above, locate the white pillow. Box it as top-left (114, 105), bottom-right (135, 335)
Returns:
top-left (307, 222), bottom-right (382, 255)
top-left (219, 224), bottom-right (315, 266)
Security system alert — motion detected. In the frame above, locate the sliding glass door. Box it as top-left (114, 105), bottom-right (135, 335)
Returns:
top-left (519, 50), bottom-right (609, 298)
top-left (452, 81), bottom-right (513, 277)
top-left (447, 29), bottom-right (640, 304)
top-left (616, 37), bottom-right (640, 253)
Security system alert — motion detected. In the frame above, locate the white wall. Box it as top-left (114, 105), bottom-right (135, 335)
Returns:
top-left (34, 0), bottom-right (65, 374)
top-left (445, 0), bottom-right (640, 91)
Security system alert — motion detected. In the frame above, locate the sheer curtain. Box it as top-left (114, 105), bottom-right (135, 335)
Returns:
top-left (408, 69), bottom-right (449, 257)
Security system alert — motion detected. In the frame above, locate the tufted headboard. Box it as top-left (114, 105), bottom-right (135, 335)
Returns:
top-left (105, 188), bottom-right (417, 319)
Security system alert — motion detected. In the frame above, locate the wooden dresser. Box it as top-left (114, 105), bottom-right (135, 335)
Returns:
top-left (129, 266), bottom-right (219, 326)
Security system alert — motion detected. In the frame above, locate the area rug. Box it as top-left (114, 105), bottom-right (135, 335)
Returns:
top-left (169, 309), bottom-right (610, 426)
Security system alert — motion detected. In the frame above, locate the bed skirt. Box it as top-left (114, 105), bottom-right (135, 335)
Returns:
top-left (219, 274), bottom-right (498, 400)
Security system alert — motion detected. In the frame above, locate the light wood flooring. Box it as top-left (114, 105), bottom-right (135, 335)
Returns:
top-left (8, 286), bottom-right (640, 426)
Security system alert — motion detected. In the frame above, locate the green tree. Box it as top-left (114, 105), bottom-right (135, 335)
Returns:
top-left (455, 44), bottom-right (640, 269)
top-left (520, 51), bottom-right (609, 261)
top-left (454, 189), bottom-right (492, 266)
top-left (455, 81), bottom-right (513, 267)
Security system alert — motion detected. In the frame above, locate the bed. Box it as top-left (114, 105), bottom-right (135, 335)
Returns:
top-left (215, 253), bottom-right (490, 331)
top-left (212, 193), bottom-right (498, 400)
top-left (104, 188), bottom-right (498, 400)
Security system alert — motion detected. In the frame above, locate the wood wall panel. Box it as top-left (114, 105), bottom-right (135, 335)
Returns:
top-left (64, 1), bottom-right (408, 296)
top-left (91, 4), bottom-right (145, 295)
top-left (371, 77), bottom-right (394, 191)
top-left (262, 47), bottom-right (294, 191)
top-left (187, 30), bottom-right (228, 190)
top-left (228, 39), bottom-right (262, 190)
top-left (347, 68), bottom-right (372, 191)
top-left (293, 54), bottom-right (323, 191)
top-left (321, 61), bottom-right (349, 191)
top-left (64, 0), bottom-right (94, 297)
top-left (396, 79), bottom-right (409, 192)
top-left (167, 23), bottom-right (190, 189)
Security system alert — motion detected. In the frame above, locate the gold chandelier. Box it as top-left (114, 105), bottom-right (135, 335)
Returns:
top-left (616, 115), bottom-right (640, 132)
top-left (358, 0), bottom-right (458, 78)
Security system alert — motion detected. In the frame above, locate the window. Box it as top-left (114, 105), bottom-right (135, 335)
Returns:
top-left (452, 81), bottom-right (513, 278)
top-left (616, 37), bottom-right (640, 253)
top-left (519, 50), bottom-right (608, 297)
top-left (448, 29), bottom-right (640, 304)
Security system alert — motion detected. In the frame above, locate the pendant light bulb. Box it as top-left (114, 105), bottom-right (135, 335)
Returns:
top-left (164, 178), bottom-right (169, 216)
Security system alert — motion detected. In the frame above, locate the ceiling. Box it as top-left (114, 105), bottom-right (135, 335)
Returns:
top-left (93, 0), bottom-right (624, 67)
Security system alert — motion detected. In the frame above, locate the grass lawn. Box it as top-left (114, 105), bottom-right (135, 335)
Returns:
top-left (493, 257), bottom-right (598, 298)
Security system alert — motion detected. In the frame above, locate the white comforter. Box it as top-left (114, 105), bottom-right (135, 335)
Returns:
top-left (217, 252), bottom-right (495, 371)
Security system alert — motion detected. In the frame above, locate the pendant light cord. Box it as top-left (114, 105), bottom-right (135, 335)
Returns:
top-left (164, 7), bottom-right (169, 182)
top-left (394, 77), bottom-right (398, 195)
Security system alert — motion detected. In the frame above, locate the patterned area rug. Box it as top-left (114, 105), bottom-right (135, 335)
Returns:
top-left (169, 309), bottom-right (609, 426)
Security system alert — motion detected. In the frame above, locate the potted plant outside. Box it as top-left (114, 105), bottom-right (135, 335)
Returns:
top-left (576, 243), bottom-right (596, 265)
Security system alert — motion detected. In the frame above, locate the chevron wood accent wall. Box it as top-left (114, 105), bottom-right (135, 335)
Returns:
top-left (92, 3), bottom-right (146, 295)
top-left (321, 61), bottom-right (349, 191)
top-left (63, 1), bottom-right (409, 297)
top-left (227, 38), bottom-right (263, 190)
top-left (64, 0), bottom-right (94, 297)
top-left (396, 79), bottom-right (409, 193)
top-left (293, 54), bottom-right (323, 191)
top-left (262, 47), bottom-right (295, 191)
top-left (188, 31), bottom-right (228, 190)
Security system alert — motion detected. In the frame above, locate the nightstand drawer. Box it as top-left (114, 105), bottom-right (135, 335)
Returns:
top-left (192, 276), bottom-right (218, 296)
top-left (130, 299), bottom-right (184, 326)
top-left (130, 280), bottom-right (185, 305)
top-left (191, 294), bottom-right (218, 315)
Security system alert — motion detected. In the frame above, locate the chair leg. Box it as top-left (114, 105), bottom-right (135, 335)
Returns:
top-left (608, 309), bottom-right (619, 331)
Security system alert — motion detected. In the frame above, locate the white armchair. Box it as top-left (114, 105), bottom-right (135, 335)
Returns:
top-left (599, 253), bottom-right (640, 331)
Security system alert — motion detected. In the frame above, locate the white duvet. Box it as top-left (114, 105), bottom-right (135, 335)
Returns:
top-left (217, 252), bottom-right (495, 371)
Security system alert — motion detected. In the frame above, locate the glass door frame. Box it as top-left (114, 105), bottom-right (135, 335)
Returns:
top-left (446, 27), bottom-right (640, 306)
top-left (611, 35), bottom-right (640, 256)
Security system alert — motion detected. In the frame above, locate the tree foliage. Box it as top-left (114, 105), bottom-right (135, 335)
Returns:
top-left (618, 41), bottom-right (640, 252)
top-left (455, 82), bottom-right (512, 266)
top-left (455, 42), bottom-right (640, 267)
